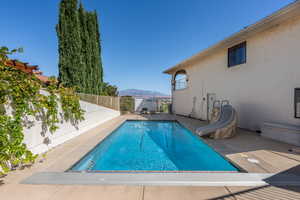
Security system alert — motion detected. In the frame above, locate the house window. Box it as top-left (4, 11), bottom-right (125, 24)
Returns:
top-left (228, 41), bottom-right (246, 67)
top-left (173, 70), bottom-right (188, 90)
top-left (295, 88), bottom-right (300, 118)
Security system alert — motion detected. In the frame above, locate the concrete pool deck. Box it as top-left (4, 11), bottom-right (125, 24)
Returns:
top-left (1, 114), bottom-right (300, 199)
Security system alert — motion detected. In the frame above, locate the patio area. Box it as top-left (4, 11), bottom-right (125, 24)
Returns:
top-left (1, 114), bottom-right (300, 199)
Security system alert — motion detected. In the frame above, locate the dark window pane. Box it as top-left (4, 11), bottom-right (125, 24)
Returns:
top-left (237, 47), bottom-right (243, 63)
top-left (228, 42), bottom-right (246, 67)
top-left (295, 88), bottom-right (300, 118)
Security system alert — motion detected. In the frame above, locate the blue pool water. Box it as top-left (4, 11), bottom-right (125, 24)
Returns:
top-left (71, 120), bottom-right (238, 171)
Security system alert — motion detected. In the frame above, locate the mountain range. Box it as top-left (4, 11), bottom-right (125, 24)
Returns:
top-left (119, 89), bottom-right (170, 98)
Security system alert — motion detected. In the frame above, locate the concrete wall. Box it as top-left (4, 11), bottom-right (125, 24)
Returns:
top-left (172, 15), bottom-right (300, 131)
top-left (134, 98), bottom-right (157, 112)
top-left (23, 100), bottom-right (120, 154)
top-left (134, 98), bottom-right (144, 112)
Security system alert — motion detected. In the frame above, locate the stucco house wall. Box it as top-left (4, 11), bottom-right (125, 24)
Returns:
top-left (171, 14), bottom-right (300, 131)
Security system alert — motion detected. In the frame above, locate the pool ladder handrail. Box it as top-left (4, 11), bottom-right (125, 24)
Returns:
top-left (213, 100), bottom-right (230, 110)
top-left (221, 100), bottom-right (230, 106)
top-left (87, 160), bottom-right (95, 170)
top-left (213, 100), bottom-right (221, 109)
top-left (212, 100), bottom-right (230, 120)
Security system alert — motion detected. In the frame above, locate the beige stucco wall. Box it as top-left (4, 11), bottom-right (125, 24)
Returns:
top-left (172, 15), bottom-right (300, 131)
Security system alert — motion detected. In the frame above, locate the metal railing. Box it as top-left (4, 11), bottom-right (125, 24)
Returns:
top-left (174, 78), bottom-right (187, 90)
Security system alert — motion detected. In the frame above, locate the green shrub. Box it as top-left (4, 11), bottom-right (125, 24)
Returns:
top-left (120, 96), bottom-right (134, 114)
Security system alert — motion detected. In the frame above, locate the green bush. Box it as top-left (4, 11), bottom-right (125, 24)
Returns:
top-left (120, 96), bottom-right (134, 114)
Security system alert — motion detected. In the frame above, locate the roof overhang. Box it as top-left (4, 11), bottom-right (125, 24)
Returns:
top-left (163, 1), bottom-right (300, 75)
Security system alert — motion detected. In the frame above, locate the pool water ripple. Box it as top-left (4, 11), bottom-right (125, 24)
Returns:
top-left (71, 120), bottom-right (238, 172)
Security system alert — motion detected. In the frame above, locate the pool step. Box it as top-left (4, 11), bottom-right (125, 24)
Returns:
top-left (21, 172), bottom-right (300, 186)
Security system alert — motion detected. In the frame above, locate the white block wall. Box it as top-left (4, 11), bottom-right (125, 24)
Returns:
top-left (23, 100), bottom-right (120, 154)
top-left (134, 98), bottom-right (157, 112)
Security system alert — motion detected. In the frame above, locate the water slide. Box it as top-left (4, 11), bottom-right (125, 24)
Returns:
top-left (196, 104), bottom-right (237, 138)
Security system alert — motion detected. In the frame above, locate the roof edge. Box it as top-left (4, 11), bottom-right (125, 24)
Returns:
top-left (163, 0), bottom-right (300, 74)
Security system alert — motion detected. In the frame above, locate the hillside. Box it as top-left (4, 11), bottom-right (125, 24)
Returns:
top-left (119, 89), bottom-right (170, 98)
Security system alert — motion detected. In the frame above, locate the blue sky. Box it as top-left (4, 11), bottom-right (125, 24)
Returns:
top-left (0, 0), bottom-right (295, 94)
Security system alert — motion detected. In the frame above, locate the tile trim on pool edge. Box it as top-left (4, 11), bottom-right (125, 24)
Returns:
top-left (68, 170), bottom-right (239, 173)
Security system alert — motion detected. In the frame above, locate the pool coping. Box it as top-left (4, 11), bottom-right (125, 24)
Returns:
top-left (21, 172), bottom-right (300, 186)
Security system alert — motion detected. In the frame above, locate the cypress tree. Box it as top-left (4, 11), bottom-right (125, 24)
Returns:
top-left (78, 3), bottom-right (91, 93)
top-left (94, 11), bottom-right (103, 88)
top-left (86, 12), bottom-right (95, 94)
top-left (56, 0), bottom-right (68, 85)
top-left (57, 0), bottom-right (104, 95)
top-left (57, 0), bottom-right (83, 91)
top-left (86, 11), bottom-right (102, 95)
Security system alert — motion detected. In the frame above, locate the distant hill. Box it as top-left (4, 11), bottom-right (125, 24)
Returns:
top-left (119, 89), bottom-right (170, 98)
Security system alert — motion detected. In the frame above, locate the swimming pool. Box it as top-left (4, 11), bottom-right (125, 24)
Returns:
top-left (70, 120), bottom-right (238, 172)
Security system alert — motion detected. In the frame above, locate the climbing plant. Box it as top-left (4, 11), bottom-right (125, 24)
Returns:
top-left (0, 47), bottom-right (85, 175)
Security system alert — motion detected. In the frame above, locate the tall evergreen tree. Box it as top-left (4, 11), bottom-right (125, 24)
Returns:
top-left (56, 0), bottom-right (83, 91)
top-left (86, 12), bottom-right (103, 95)
top-left (78, 3), bottom-right (91, 93)
top-left (57, 0), bottom-right (104, 95)
top-left (94, 11), bottom-right (103, 84)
